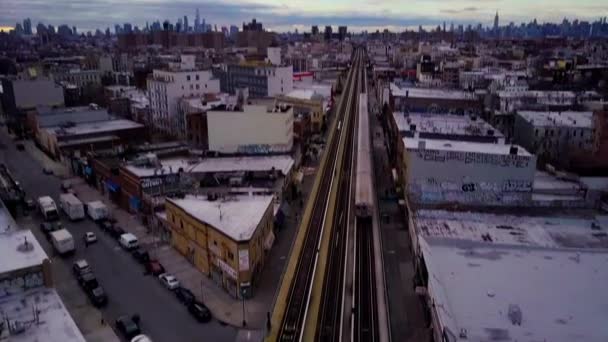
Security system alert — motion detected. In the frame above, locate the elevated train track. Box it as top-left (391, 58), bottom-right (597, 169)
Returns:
top-left (277, 49), bottom-right (364, 342)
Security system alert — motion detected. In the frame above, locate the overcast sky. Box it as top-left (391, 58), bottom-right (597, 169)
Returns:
top-left (1, 0), bottom-right (607, 33)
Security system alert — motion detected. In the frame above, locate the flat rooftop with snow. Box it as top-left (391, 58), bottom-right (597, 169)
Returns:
top-left (0, 229), bottom-right (48, 275)
top-left (166, 195), bottom-right (274, 242)
top-left (0, 288), bottom-right (86, 342)
top-left (393, 112), bottom-right (504, 139)
top-left (420, 238), bottom-right (608, 342)
top-left (414, 210), bottom-right (608, 249)
top-left (403, 137), bottom-right (531, 156)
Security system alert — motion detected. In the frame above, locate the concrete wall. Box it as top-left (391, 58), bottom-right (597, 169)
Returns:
top-left (207, 105), bottom-right (293, 154)
top-left (267, 66), bottom-right (293, 97)
top-left (404, 146), bottom-right (537, 206)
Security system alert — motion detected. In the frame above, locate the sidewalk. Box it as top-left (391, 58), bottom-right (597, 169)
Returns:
top-left (22, 139), bottom-right (69, 178)
top-left (67, 164), bottom-right (316, 332)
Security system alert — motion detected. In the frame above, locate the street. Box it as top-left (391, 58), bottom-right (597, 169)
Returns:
top-left (0, 129), bottom-right (238, 342)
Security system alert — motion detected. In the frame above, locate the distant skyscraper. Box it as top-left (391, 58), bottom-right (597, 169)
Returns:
top-left (311, 25), bottom-right (319, 35)
top-left (23, 18), bottom-right (32, 35)
top-left (72, 26), bottom-right (77, 35)
top-left (177, 18), bottom-right (183, 32)
top-left (450, 22), bottom-right (454, 32)
top-left (443, 21), bottom-right (446, 32)
top-left (494, 11), bottom-right (500, 34)
top-left (14, 23), bottom-right (24, 35)
top-left (324, 26), bottom-right (332, 41)
top-left (183, 15), bottom-right (189, 32)
top-left (195, 8), bottom-right (200, 32)
top-left (338, 26), bottom-right (347, 41)
top-left (123, 23), bottom-right (132, 33)
top-left (230, 25), bottom-right (238, 37)
top-left (115, 24), bottom-right (121, 35)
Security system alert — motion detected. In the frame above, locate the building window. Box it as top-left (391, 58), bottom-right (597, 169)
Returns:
top-left (187, 75), bottom-right (191, 81)
top-left (535, 129), bottom-right (539, 137)
top-left (196, 75), bottom-right (199, 81)
top-left (228, 252), bottom-right (234, 260)
top-left (190, 84), bottom-right (193, 90)
top-left (196, 84), bottom-right (200, 90)
top-left (180, 221), bottom-right (183, 229)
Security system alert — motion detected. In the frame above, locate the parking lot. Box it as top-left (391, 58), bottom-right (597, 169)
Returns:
top-left (1, 130), bottom-right (237, 342)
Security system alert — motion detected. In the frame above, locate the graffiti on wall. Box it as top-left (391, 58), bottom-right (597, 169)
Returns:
top-left (0, 272), bottom-right (44, 298)
top-left (409, 177), bottom-right (532, 205)
top-left (413, 149), bottom-right (532, 169)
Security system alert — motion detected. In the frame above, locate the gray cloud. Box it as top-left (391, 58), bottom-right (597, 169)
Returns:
top-left (440, 6), bottom-right (480, 14)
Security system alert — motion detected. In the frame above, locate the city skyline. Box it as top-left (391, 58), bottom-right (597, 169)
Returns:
top-left (1, 0), bottom-right (607, 33)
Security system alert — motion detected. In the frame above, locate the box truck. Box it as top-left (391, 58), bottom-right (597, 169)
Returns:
top-left (50, 229), bottom-right (75, 255)
top-left (59, 193), bottom-right (85, 221)
top-left (38, 196), bottom-right (59, 221)
top-left (86, 201), bottom-right (108, 221)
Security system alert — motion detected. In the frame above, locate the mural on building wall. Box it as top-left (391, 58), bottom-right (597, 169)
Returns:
top-left (409, 177), bottom-right (532, 205)
top-left (0, 272), bottom-right (44, 298)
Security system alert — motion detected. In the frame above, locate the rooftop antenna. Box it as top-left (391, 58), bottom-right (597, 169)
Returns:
top-left (216, 203), bottom-right (223, 221)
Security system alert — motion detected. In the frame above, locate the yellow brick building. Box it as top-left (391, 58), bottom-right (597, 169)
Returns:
top-left (165, 195), bottom-right (275, 298)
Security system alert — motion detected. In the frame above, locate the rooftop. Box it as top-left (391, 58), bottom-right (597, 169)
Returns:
top-left (390, 83), bottom-right (477, 100)
top-left (403, 137), bottom-right (531, 156)
top-left (125, 155), bottom-right (294, 178)
top-left (393, 112), bottom-right (503, 137)
top-left (0, 288), bottom-right (86, 342)
top-left (517, 111), bottom-right (593, 128)
top-left (0, 229), bottom-right (47, 275)
top-left (415, 209), bottom-right (608, 249)
top-left (421, 239), bottom-right (608, 342)
top-left (167, 195), bottom-right (273, 241)
top-left (47, 119), bottom-right (144, 136)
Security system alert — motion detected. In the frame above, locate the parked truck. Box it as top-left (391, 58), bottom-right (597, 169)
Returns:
top-left (50, 229), bottom-right (75, 255)
top-left (38, 196), bottom-right (59, 221)
top-left (59, 193), bottom-right (85, 221)
top-left (86, 200), bottom-right (108, 221)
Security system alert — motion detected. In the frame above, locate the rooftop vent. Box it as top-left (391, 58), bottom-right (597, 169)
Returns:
top-left (509, 146), bottom-right (518, 155)
top-left (487, 129), bottom-right (494, 136)
top-left (508, 304), bottom-right (523, 326)
top-left (17, 236), bottom-right (34, 253)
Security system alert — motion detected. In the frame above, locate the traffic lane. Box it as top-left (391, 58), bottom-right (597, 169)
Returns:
top-left (83, 229), bottom-right (235, 342)
top-left (0, 133), bottom-right (237, 342)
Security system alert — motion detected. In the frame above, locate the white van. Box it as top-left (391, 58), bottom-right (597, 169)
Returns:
top-left (119, 233), bottom-right (139, 250)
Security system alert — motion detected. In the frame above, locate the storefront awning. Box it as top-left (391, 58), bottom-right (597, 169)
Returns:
top-left (105, 180), bottom-right (120, 192)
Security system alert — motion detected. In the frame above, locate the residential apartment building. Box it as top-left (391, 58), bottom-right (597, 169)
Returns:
top-left (52, 69), bottom-right (102, 88)
top-left (147, 58), bottom-right (220, 138)
top-left (216, 63), bottom-right (293, 98)
top-left (513, 110), bottom-right (594, 162)
top-left (165, 195), bottom-right (275, 298)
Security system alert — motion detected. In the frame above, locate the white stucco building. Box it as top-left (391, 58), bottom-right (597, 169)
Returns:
top-left (147, 55), bottom-right (220, 137)
top-left (207, 104), bottom-right (293, 154)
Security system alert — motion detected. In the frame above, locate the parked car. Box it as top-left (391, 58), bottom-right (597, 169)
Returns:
top-left (158, 274), bottom-right (180, 290)
top-left (86, 285), bottom-right (108, 307)
top-left (98, 218), bottom-right (114, 232)
top-left (72, 259), bottom-right (91, 276)
top-left (24, 198), bottom-right (36, 210)
top-left (40, 222), bottom-right (62, 239)
top-left (119, 233), bottom-right (139, 250)
top-left (131, 335), bottom-right (153, 342)
top-left (187, 301), bottom-right (211, 322)
top-left (84, 232), bottom-right (97, 244)
top-left (174, 287), bottom-right (195, 305)
top-left (132, 248), bottom-right (150, 264)
top-left (110, 225), bottom-right (126, 239)
top-left (115, 315), bottom-right (141, 340)
top-left (78, 272), bottom-right (99, 290)
top-left (42, 167), bottom-right (53, 175)
top-left (145, 260), bottom-right (165, 276)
